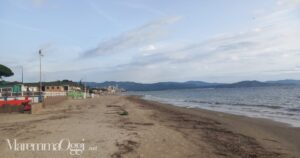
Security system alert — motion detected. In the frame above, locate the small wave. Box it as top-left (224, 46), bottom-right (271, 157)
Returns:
top-left (184, 100), bottom-right (214, 105)
top-left (184, 100), bottom-right (283, 109)
top-left (287, 108), bottom-right (300, 112)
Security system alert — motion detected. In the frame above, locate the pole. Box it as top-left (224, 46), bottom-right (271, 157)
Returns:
top-left (39, 49), bottom-right (43, 102)
top-left (21, 66), bottom-right (23, 96)
top-left (81, 78), bottom-right (87, 99)
top-left (21, 66), bottom-right (23, 83)
top-left (39, 50), bottom-right (42, 93)
top-left (84, 82), bottom-right (87, 99)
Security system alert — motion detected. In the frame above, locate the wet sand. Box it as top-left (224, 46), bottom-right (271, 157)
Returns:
top-left (0, 95), bottom-right (299, 158)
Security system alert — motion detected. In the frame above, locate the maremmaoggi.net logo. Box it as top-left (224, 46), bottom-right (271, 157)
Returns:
top-left (5, 138), bottom-right (97, 156)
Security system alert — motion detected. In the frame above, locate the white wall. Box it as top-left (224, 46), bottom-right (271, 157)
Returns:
top-left (0, 96), bottom-right (40, 103)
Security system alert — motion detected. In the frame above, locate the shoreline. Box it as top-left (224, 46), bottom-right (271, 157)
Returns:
top-left (0, 95), bottom-right (299, 158)
top-left (127, 95), bottom-right (300, 158)
top-left (132, 94), bottom-right (300, 128)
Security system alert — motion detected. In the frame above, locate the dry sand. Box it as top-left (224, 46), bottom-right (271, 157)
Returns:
top-left (0, 95), bottom-right (299, 158)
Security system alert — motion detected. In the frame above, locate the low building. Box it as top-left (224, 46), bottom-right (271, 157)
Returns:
top-left (90, 85), bottom-right (121, 95)
top-left (0, 81), bottom-right (25, 97)
top-left (23, 83), bottom-right (39, 92)
top-left (0, 80), bottom-right (82, 101)
top-left (45, 80), bottom-right (82, 92)
top-left (24, 80), bottom-right (82, 93)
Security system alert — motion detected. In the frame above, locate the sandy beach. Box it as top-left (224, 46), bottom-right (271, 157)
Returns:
top-left (0, 95), bottom-right (299, 158)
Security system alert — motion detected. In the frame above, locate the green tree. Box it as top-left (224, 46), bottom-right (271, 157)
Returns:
top-left (0, 64), bottom-right (14, 80)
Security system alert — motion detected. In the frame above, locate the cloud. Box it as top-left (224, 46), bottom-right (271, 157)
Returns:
top-left (98, 1), bottom-right (300, 82)
top-left (80, 16), bottom-right (182, 58)
top-left (276, 0), bottom-right (300, 9)
top-left (87, 0), bottom-right (120, 26)
top-left (31, 0), bottom-right (47, 8)
top-left (7, 1), bottom-right (300, 83)
top-left (140, 44), bottom-right (157, 52)
top-left (114, 2), bottom-right (167, 16)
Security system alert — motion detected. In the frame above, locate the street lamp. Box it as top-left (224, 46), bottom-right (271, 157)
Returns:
top-left (80, 77), bottom-right (87, 99)
top-left (20, 66), bottom-right (23, 83)
top-left (39, 49), bottom-right (43, 102)
top-left (21, 66), bottom-right (24, 83)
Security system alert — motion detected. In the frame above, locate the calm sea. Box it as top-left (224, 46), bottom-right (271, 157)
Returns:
top-left (127, 86), bottom-right (300, 127)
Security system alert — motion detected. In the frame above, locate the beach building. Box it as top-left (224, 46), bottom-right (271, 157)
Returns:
top-left (24, 80), bottom-right (82, 92)
top-left (24, 80), bottom-right (82, 97)
top-left (0, 80), bottom-right (82, 98)
top-left (0, 81), bottom-right (25, 97)
top-left (23, 83), bottom-right (39, 92)
top-left (91, 85), bottom-right (121, 95)
top-left (49, 80), bottom-right (82, 92)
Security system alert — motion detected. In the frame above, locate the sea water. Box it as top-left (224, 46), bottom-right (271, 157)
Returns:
top-left (127, 86), bottom-right (300, 127)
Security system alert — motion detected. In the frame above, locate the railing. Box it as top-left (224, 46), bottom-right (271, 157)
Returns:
top-left (0, 91), bottom-right (42, 97)
top-left (0, 91), bottom-right (66, 103)
top-left (0, 96), bottom-right (40, 103)
top-left (0, 91), bottom-right (89, 101)
top-left (43, 92), bottom-right (67, 97)
top-left (0, 87), bottom-right (12, 93)
top-left (68, 91), bottom-right (84, 99)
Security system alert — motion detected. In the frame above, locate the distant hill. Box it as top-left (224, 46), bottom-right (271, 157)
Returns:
top-left (85, 81), bottom-right (221, 91)
top-left (2, 79), bottom-right (298, 91)
top-left (85, 80), bottom-right (297, 91)
top-left (265, 79), bottom-right (300, 85)
top-left (215, 80), bottom-right (280, 88)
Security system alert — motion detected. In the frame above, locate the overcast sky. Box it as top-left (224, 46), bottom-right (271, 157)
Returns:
top-left (1, 0), bottom-right (300, 83)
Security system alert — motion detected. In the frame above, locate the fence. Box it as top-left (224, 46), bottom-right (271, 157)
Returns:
top-left (0, 91), bottom-right (65, 98)
top-left (0, 96), bottom-right (40, 103)
top-left (43, 96), bottom-right (68, 107)
top-left (0, 91), bottom-right (91, 104)
top-left (44, 92), bottom-right (67, 97)
top-left (68, 91), bottom-right (84, 99)
top-left (0, 91), bottom-right (42, 97)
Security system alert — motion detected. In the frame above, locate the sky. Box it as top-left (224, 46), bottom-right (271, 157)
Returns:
top-left (0, 0), bottom-right (300, 83)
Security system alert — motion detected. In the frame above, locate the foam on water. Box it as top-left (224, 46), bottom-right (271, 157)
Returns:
top-left (127, 86), bottom-right (300, 127)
